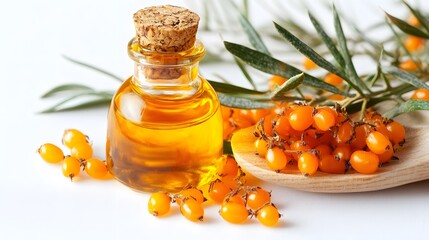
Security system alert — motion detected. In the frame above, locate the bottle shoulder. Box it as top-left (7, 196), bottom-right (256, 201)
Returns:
top-left (111, 77), bottom-right (220, 128)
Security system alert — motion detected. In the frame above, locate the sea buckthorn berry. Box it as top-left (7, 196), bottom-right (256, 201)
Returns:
top-left (303, 57), bottom-right (317, 70)
top-left (255, 138), bottom-right (268, 157)
top-left (265, 147), bottom-right (288, 171)
top-left (408, 15), bottom-right (420, 27)
top-left (275, 115), bottom-right (292, 138)
top-left (177, 188), bottom-right (205, 205)
top-left (221, 174), bottom-right (238, 190)
top-left (324, 73), bottom-right (343, 86)
top-left (385, 121), bottom-right (406, 145)
top-left (250, 109), bottom-right (272, 124)
top-left (62, 156), bottom-right (81, 180)
top-left (268, 75), bottom-right (287, 90)
top-left (232, 109), bottom-right (254, 128)
top-left (302, 131), bottom-right (319, 148)
top-left (219, 202), bottom-right (249, 224)
top-left (221, 106), bottom-right (233, 120)
top-left (319, 154), bottom-right (346, 174)
top-left (399, 59), bottom-right (422, 71)
top-left (404, 35), bottom-right (425, 52)
top-left (70, 142), bottom-right (93, 160)
top-left (337, 122), bottom-right (353, 144)
top-left (62, 129), bottom-right (88, 149)
top-left (85, 158), bottom-right (109, 179)
top-left (246, 187), bottom-right (271, 211)
top-left (350, 150), bottom-right (379, 174)
top-left (328, 94), bottom-right (344, 101)
top-left (223, 119), bottom-right (235, 140)
top-left (289, 106), bottom-right (314, 131)
top-left (218, 156), bottom-right (239, 176)
top-left (314, 108), bottom-right (336, 131)
top-left (350, 125), bottom-right (367, 150)
top-left (148, 192), bottom-right (172, 217)
top-left (180, 198), bottom-right (204, 222)
top-left (208, 179), bottom-right (231, 203)
top-left (224, 193), bottom-right (246, 206)
top-left (38, 143), bottom-right (64, 163)
top-left (315, 144), bottom-right (332, 157)
top-left (411, 88), bottom-right (429, 101)
top-left (290, 140), bottom-right (311, 160)
top-left (298, 152), bottom-right (319, 176)
top-left (366, 131), bottom-right (391, 154)
top-left (333, 145), bottom-right (352, 161)
top-left (262, 114), bottom-right (277, 137)
top-left (377, 143), bottom-right (394, 163)
top-left (257, 204), bottom-right (281, 227)
top-left (375, 123), bottom-right (390, 137)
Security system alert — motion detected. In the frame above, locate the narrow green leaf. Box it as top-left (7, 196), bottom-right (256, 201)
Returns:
top-left (308, 12), bottom-right (345, 68)
top-left (41, 84), bottom-right (94, 98)
top-left (385, 12), bottom-right (429, 39)
top-left (224, 41), bottom-right (348, 96)
top-left (270, 73), bottom-right (304, 99)
top-left (40, 96), bottom-right (112, 113)
top-left (39, 91), bottom-right (113, 113)
top-left (63, 55), bottom-right (124, 82)
top-left (401, 0), bottom-right (429, 32)
top-left (333, 5), bottom-right (370, 94)
top-left (383, 100), bottom-right (429, 118)
top-left (218, 93), bottom-right (275, 109)
top-left (207, 80), bottom-right (265, 95)
top-left (386, 67), bottom-right (429, 90)
top-left (233, 57), bottom-right (257, 90)
top-left (274, 21), bottom-right (343, 76)
top-left (239, 14), bottom-right (270, 55)
top-left (40, 98), bottom-right (111, 113)
top-left (223, 140), bottom-right (233, 155)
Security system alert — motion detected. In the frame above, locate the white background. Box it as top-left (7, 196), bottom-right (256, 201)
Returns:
top-left (1, 0), bottom-right (428, 239)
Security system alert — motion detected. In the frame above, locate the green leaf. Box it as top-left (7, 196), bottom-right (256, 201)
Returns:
top-left (239, 14), bottom-right (270, 55)
top-left (384, 100), bottom-right (429, 118)
top-left (401, 0), bottom-right (429, 32)
top-left (207, 80), bottom-right (265, 95)
top-left (333, 5), bottom-right (370, 94)
top-left (41, 84), bottom-right (94, 98)
top-left (217, 93), bottom-right (275, 109)
top-left (386, 67), bottom-right (429, 90)
top-left (274, 21), bottom-right (344, 78)
top-left (224, 41), bottom-right (348, 96)
top-left (308, 12), bottom-right (345, 68)
top-left (223, 141), bottom-right (233, 155)
top-left (269, 73), bottom-right (304, 100)
top-left (39, 92), bottom-right (113, 113)
top-left (385, 12), bottom-right (429, 39)
top-left (233, 57), bottom-right (257, 90)
top-left (63, 55), bottom-right (124, 82)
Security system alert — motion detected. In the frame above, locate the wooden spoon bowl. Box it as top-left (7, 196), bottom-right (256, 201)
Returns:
top-left (231, 126), bottom-right (429, 193)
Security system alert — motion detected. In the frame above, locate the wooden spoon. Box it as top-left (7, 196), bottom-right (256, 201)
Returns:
top-left (231, 126), bottom-right (429, 193)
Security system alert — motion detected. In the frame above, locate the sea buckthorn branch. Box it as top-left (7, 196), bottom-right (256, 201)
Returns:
top-left (39, 1), bottom-right (429, 119)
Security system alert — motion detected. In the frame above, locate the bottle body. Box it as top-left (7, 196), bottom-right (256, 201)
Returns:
top-left (106, 39), bottom-right (223, 192)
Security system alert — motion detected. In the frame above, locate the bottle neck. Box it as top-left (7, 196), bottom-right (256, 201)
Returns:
top-left (127, 38), bottom-right (205, 97)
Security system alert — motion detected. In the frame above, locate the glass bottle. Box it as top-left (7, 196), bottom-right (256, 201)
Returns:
top-left (106, 6), bottom-right (223, 192)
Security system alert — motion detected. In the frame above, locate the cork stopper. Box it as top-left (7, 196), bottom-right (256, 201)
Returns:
top-left (133, 5), bottom-right (200, 53)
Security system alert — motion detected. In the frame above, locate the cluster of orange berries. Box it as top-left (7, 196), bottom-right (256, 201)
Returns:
top-left (148, 156), bottom-right (281, 226)
top-left (254, 103), bottom-right (406, 175)
top-left (37, 129), bottom-right (110, 180)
